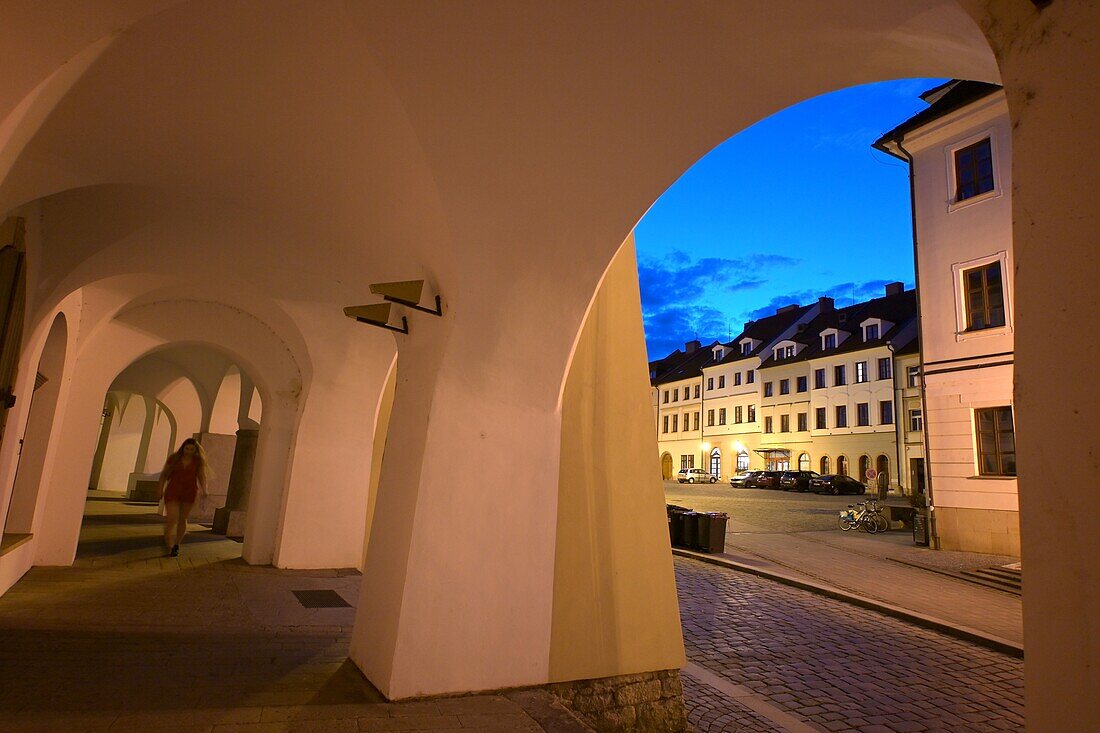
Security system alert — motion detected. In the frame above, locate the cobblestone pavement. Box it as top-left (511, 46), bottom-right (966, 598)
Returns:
top-left (0, 498), bottom-right (566, 732)
top-left (666, 482), bottom-right (1023, 646)
top-left (675, 556), bottom-right (1024, 733)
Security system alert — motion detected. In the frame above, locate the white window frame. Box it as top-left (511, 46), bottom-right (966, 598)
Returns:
top-left (951, 250), bottom-right (1012, 342)
top-left (946, 127), bottom-right (1003, 212)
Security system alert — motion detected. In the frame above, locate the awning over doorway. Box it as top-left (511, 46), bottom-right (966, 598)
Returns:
top-left (754, 448), bottom-right (791, 459)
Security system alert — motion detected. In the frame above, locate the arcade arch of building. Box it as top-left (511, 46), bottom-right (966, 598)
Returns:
top-left (0, 2), bottom-right (1094, 730)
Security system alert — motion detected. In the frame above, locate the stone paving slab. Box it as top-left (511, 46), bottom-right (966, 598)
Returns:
top-left (675, 556), bottom-right (1024, 733)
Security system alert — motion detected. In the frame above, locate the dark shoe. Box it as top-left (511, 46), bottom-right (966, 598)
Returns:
top-left (170, 545), bottom-right (179, 557)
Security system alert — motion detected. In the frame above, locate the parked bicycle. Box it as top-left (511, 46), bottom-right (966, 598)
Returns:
top-left (838, 499), bottom-right (889, 533)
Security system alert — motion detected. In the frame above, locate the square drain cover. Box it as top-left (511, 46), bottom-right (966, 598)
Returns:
top-left (292, 589), bottom-right (351, 608)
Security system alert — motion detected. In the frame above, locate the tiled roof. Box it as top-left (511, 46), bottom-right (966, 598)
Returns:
top-left (650, 341), bottom-right (720, 385)
top-left (873, 80), bottom-right (1002, 157)
top-left (758, 289), bottom-right (917, 370)
top-left (716, 305), bottom-right (815, 365)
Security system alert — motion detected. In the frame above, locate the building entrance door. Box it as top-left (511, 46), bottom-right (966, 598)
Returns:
top-left (661, 453), bottom-right (673, 480)
top-left (910, 458), bottom-right (926, 495)
top-left (709, 448), bottom-right (721, 479)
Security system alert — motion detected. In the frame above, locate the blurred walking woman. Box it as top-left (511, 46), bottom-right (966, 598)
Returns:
top-left (158, 438), bottom-right (209, 556)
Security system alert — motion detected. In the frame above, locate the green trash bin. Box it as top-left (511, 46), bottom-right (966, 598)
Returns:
top-left (696, 512), bottom-right (728, 553)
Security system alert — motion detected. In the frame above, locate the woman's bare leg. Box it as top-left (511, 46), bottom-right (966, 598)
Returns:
top-left (175, 501), bottom-right (195, 548)
top-left (164, 501), bottom-right (180, 548)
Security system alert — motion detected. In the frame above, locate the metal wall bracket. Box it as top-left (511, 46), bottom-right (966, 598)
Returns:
top-left (351, 314), bottom-right (408, 334)
top-left (343, 303), bottom-right (409, 334)
top-left (382, 293), bottom-right (443, 317)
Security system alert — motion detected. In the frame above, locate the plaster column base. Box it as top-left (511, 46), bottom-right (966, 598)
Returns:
top-left (212, 507), bottom-right (247, 538)
top-left (547, 670), bottom-right (686, 733)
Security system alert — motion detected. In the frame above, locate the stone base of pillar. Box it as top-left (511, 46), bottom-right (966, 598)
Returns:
top-left (212, 507), bottom-right (247, 538)
top-left (546, 670), bottom-right (686, 732)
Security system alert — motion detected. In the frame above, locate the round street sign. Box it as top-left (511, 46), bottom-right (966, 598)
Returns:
top-left (865, 469), bottom-right (878, 480)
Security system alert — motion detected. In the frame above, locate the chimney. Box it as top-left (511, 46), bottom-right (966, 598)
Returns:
top-left (818, 296), bottom-right (834, 311)
top-left (775, 304), bottom-right (798, 315)
top-left (743, 320), bottom-right (755, 332)
top-left (684, 339), bottom-right (701, 353)
top-left (885, 282), bottom-right (904, 296)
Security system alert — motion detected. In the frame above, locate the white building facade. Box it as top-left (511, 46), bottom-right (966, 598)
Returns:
top-left (875, 82), bottom-right (1018, 556)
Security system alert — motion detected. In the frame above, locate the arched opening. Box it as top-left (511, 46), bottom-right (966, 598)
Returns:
top-left (859, 455), bottom-right (871, 485)
top-left (2, 313), bottom-right (67, 539)
top-left (820, 455), bottom-right (831, 475)
top-left (798, 453), bottom-right (810, 472)
top-left (736, 450), bottom-right (749, 473)
top-left (709, 447), bottom-right (721, 479)
top-left (837, 456), bottom-right (849, 477)
top-left (660, 452), bottom-right (673, 480)
top-left (876, 454), bottom-right (890, 490)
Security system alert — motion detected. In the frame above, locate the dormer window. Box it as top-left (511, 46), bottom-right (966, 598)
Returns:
top-left (712, 345), bottom-right (726, 362)
top-left (741, 342), bottom-right (752, 355)
top-left (824, 334), bottom-right (836, 350)
top-left (773, 344), bottom-right (795, 361)
top-left (865, 324), bottom-right (879, 341)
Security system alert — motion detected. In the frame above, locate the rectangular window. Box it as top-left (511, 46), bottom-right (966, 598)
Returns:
top-left (673, 388), bottom-right (679, 402)
top-left (878, 357), bottom-right (892, 381)
top-left (764, 381), bottom-right (774, 397)
top-left (746, 370), bottom-right (755, 384)
top-left (764, 416), bottom-right (773, 433)
top-left (779, 379), bottom-right (790, 395)
top-left (880, 401), bottom-right (893, 425)
top-left (694, 384), bottom-right (700, 399)
top-left (719, 408), bottom-right (727, 425)
top-left (963, 261), bottom-right (1006, 331)
top-left (707, 409), bottom-right (715, 426)
top-left (835, 405), bottom-right (848, 428)
top-left (707, 377), bottom-right (714, 391)
top-left (797, 412), bottom-right (808, 432)
top-left (955, 137), bottom-right (994, 202)
top-left (907, 365), bottom-right (920, 388)
top-left (734, 372), bottom-right (742, 386)
top-left (865, 323), bottom-right (879, 341)
top-left (734, 406), bottom-right (743, 423)
top-left (681, 455), bottom-right (692, 470)
top-left (672, 414), bottom-right (678, 432)
top-left (909, 409), bottom-right (923, 432)
top-left (718, 375), bottom-right (726, 389)
top-left (663, 390), bottom-right (669, 404)
top-left (834, 365), bottom-right (846, 386)
top-left (857, 402), bottom-right (870, 426)
top-left (747, 404), bottom-right (756, 422)
top-left (855, 361), bottom-right (868, 384)
top-left (824, 333), bottom-right (836, 349)
top-left (796, 376), bottom-right (808, 393)
top-left (684, 412), bottom-right (691, 431)
top-left (815, 407), bottom-right (827, 430)
top-left (780, 414), bottom-right (790, 433)
top-left (742, 342), bottom-right (751, 355)
top-left (662, 415), bottom-right (668, 433)
top-left (693, 412), bottom-right (700, 431)
top-left (814, 368), bottom-right (826, 389)
top-left (976, 406), bottom-right (1016, 476)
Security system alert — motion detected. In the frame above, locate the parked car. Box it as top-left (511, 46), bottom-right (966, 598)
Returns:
top-left (809, 474), bottom-right (867, 495)
top-left (752, 471), bottom-right (785, 489)
top-left (676, 468), bottom-right (717, 484)
top-left (779, 470), bottom-right (820, 492)
top-left (728, 471), bottom-right (757, 487)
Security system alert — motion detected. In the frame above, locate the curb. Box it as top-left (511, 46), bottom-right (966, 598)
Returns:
top-left (673, 547), bottom-right (1024, 659)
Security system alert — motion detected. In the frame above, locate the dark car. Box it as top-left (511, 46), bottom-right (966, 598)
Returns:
top-left (729, 471), bottom-right (759, 488)
top-left (779, 470), bottom-right (820, 492)
top-left (752, 471), bottom-right (785, 489)
top-left (809, 474), bottom-right (867, 495)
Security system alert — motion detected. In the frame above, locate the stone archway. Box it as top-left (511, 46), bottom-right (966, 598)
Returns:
top-left (660, 452), bottom-right (673, 480)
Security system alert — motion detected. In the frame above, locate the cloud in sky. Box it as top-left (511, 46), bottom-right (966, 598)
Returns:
top-left (638, 250), bottom-right (799, 357)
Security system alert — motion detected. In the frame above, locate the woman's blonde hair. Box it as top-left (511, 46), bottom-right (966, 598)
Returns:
top-left (161, 437), bottom-right (212, 483)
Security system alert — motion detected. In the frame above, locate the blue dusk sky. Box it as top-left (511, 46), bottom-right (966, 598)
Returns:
top-left (635, 78), bottom-right (946, 359)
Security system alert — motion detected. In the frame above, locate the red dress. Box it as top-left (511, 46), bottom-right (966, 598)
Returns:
top-left (164, 459), bottom-right (200, 504)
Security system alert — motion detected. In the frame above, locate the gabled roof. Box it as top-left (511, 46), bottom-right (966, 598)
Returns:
top-left (872, 80), bottom-right (1003, 159)
top-left (758, 289), bottom-right (917, 369)
top-left (714, 304), bottom-right (815, 366)
top-left (650, 341), bottom-right (720, 386)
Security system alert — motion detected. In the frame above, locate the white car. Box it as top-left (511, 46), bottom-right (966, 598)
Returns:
top-left (676, 468), bottom-right (717, 484)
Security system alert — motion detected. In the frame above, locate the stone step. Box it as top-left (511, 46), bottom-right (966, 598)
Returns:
top-left (959, 567), bottom-right (1022, 595)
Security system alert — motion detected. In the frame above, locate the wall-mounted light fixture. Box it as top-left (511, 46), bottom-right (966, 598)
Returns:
top-left (343, 302), bottom-right (408, 334)
top-left (343, 280), bottom-right (443, 335)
